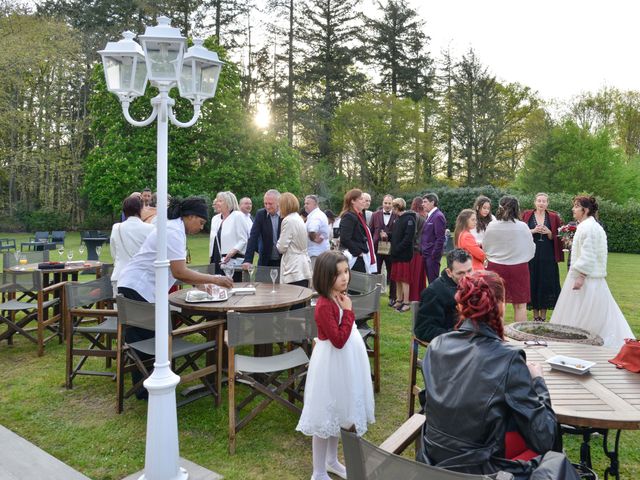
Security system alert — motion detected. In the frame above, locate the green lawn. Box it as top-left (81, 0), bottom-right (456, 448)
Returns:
top-left (0, 232), bottom-right (638, 479)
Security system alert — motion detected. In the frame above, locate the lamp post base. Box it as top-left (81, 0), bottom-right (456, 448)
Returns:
top-left (138, 365), bottom-right (186, 480)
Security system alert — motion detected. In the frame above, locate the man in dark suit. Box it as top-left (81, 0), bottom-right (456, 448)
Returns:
top-left (242, 189), bottom-right (282, 268)
top-left (414, 249), bottom-right (472, 342)
top-left (370, 194), bottom-right (397, 306)
top-left (420, 192), bottom-right (447, 284)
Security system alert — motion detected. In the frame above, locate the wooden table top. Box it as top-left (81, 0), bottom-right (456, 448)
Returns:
top-left (169, 282), bottom-right (314, 313)
top-left (8, 261), bottom-right (102, 274)
top-left (516, 341), bottom-right (640, 430)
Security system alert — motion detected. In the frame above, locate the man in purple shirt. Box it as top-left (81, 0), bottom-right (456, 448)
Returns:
top-left (421, 193), bottom-right (447, 284)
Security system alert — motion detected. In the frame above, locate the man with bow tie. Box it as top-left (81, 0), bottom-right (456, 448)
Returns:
top-left (371, 194), bottom-right (397, 306)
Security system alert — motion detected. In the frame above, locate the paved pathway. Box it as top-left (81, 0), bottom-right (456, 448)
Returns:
top-left (0, 425), bottom-right (90, 480)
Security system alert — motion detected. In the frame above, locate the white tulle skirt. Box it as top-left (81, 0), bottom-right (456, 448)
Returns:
top-left (550, 271), bottom-right (635, 350)
top-left (296, 323), bottom-right (375, 438)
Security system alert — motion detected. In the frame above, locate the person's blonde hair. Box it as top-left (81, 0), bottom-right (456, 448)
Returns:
top-left (216, 191), bottom-right (239, 212)
top-left (279, 192), bottom-right (300, 217)
top-left (392, 197), bottom-right (406, 211)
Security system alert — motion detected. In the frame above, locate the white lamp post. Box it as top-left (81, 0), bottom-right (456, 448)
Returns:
top-left (98, 16), bottom-right (223, 480)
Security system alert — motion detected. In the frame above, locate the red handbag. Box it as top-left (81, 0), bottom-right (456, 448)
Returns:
top-left (609, 339), bottom-right (640, 373)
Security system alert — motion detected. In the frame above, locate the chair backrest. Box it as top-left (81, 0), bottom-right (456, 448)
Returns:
top-left (349, 271), bottom-right (385, 295)
top-left (411, 301), bottom-right (420, 335)
top-left (65, 276), bottom-right (113, 310)
top-left (3, 250), bottom-right (50, 268)
top-left (34, 231), bottom-right (49, 242)
top-left (51, 231), bottom-right (65, 242)
top-left (174, 264), bottom-right (214, 286)
top-left (227, 306), bottom-right (317, 348)
top-left (350, 285), bottom-right (382, 320)
top-left (1, 271), bottom-right (43, 293)
top-left (252, 265), bottom-right (280, 283)
top-left (341, 429), bottom-right (507, 480)
top-left (100, 263), bottom-right (114, 279)
top-left (116, 295), bottom-right (156, 331)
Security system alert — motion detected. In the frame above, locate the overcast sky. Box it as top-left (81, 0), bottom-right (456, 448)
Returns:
top-left (399, 0), bottom-right (639, 101)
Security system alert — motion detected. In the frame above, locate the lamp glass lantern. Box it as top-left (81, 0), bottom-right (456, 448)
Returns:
top-left (97, 31), bottom-right (148, 98)
top-left (178, 39), bottom-right (225, 103)
top-left (138, 16), bottom-right (186, 83)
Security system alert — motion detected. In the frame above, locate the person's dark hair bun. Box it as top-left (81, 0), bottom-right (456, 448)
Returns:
top-left (167, 196), bottom-right (184, 220)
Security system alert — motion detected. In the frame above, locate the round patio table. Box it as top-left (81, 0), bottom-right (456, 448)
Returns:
top-left (516, 340), bottom-right (640, 480)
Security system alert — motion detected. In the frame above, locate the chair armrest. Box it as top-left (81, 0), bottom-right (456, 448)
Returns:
top-left (379, 414), bottom-right (426, 455)
top-left (70, 308), bottom-right (118, 318)
top-left (42, 281), bottom-right (67, 294)
top-left (172, 319), bottom-right (225, 336)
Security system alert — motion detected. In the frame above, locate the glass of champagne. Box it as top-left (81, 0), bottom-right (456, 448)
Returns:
top-left (78, 244), bottom-right (85, 258)
top-left (223, 264), bottom-right (234, 283)
top-left (57, 245), bottom-right (64, 261)
top-left (13, 250), bottom-right (21, 265)
top-left (95, 245), bottom-right (102, 260)
top-left (19, 254), bottom-right (28, 269)
top-left (67, 250), bottom-right (74, 262)
top-left (247, 264), bottom-right (255, 288)
top-left (270, 268), bottom-right (278, 293)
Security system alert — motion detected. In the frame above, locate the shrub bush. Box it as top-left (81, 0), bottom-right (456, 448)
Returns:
top-left (18, 208), bottom-right (70, 232)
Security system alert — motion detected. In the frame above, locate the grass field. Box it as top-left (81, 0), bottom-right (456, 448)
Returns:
top-left (0, 232), bottom-right (638, 479)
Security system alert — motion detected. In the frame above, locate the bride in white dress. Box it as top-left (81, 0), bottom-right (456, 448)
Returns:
top-left (550, 196), bottom-right (634, 349)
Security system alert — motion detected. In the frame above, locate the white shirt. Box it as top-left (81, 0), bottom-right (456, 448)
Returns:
top-left (242, 213), bottom-right (253, 237)
top-left (305, 207), bottom-right (330, 257)
top-left (117, 218), bottom-right (187, 302)
top-left (109, 216), bottom-right (155, 283)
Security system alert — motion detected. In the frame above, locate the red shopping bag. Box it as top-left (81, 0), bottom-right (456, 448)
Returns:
top-left (609, 338), bottom-right (640, 373)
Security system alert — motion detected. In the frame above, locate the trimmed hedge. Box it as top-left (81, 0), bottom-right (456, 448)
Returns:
top-left (399, 186), bottom-right (640, 254)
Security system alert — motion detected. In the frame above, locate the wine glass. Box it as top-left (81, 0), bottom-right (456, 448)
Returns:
top-left (95, 245), bottom-right (102, 260)
top-left (246, 264), bottom-right (255, 288)
top-left (13, 250), bottom-right (21, 265)
top-left (57, 245), bottom-right (64, 261)
top-left (67, 250), bottom-right (73, 262)
top-left (223, 264), bottom-right (234, 282)
top-left (270, 268), bottom-right (278, 293)
top-left (18, 254), bottom-right (28, 268)
top-left (78, 244), bottom-right (85, 258)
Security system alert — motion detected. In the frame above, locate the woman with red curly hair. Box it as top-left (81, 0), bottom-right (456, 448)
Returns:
top-left (419, 271), bottom-right (580, 479)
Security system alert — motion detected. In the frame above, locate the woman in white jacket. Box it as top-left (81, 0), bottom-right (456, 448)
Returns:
top-left (276, 193), bottom-right (312, 287)
top-left (551, 196), bottom-right (634, 349)
top-left (110, 195), bottom-right (155, 295)
top-left (209, 191), bottom-right (248, 281)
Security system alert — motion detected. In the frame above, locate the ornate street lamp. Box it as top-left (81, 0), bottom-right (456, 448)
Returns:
top-left (98, 16), bottom-right (223, 480)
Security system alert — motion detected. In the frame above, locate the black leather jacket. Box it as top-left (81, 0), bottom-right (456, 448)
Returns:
top-left (420, 320), bottom-right (579, 480)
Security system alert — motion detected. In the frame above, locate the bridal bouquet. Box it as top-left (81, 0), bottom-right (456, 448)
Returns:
top-left (558, 222), bottom-right (577, 250)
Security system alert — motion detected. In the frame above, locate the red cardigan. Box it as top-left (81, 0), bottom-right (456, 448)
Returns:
top-left (521, 209), bottom-right (564, 263)
top-left (457, 230), bottom-right (485, 270)
top-left (315, 296), bottom-right (355, 349)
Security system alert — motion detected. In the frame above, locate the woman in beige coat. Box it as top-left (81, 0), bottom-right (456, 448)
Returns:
top-left (277, 193), bottom-right (312, 287)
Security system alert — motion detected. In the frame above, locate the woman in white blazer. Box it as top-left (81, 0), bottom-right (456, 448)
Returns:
top-left (276, 193), bottom-right (312, 287)
top-left (209, 191), bottom-right (248, 281)
top-left (551, 196), bottom-right (634, 349)
top-left (109, 195), bottom-right (155, 295)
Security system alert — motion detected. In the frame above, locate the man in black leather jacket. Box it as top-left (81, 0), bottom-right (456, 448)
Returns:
top-left (419, 272), bottom-right (580, 480)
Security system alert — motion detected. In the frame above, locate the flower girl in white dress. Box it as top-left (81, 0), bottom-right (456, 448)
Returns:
top-left (296, 251), bottom-right (375, 480)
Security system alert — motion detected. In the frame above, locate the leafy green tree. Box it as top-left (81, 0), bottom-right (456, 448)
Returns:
top-left (332, 94), bottom-right (421, 193)
top-left (296, 0), bottom-right (368, 162)
top-left (516, 121), bottom-right (639, 203)
top-left (83, 38), bottom-right (301, 217)
top-left (0, 12), bottom-right (86, 224)
top-left (365, 0), bottom-right (433, 100)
